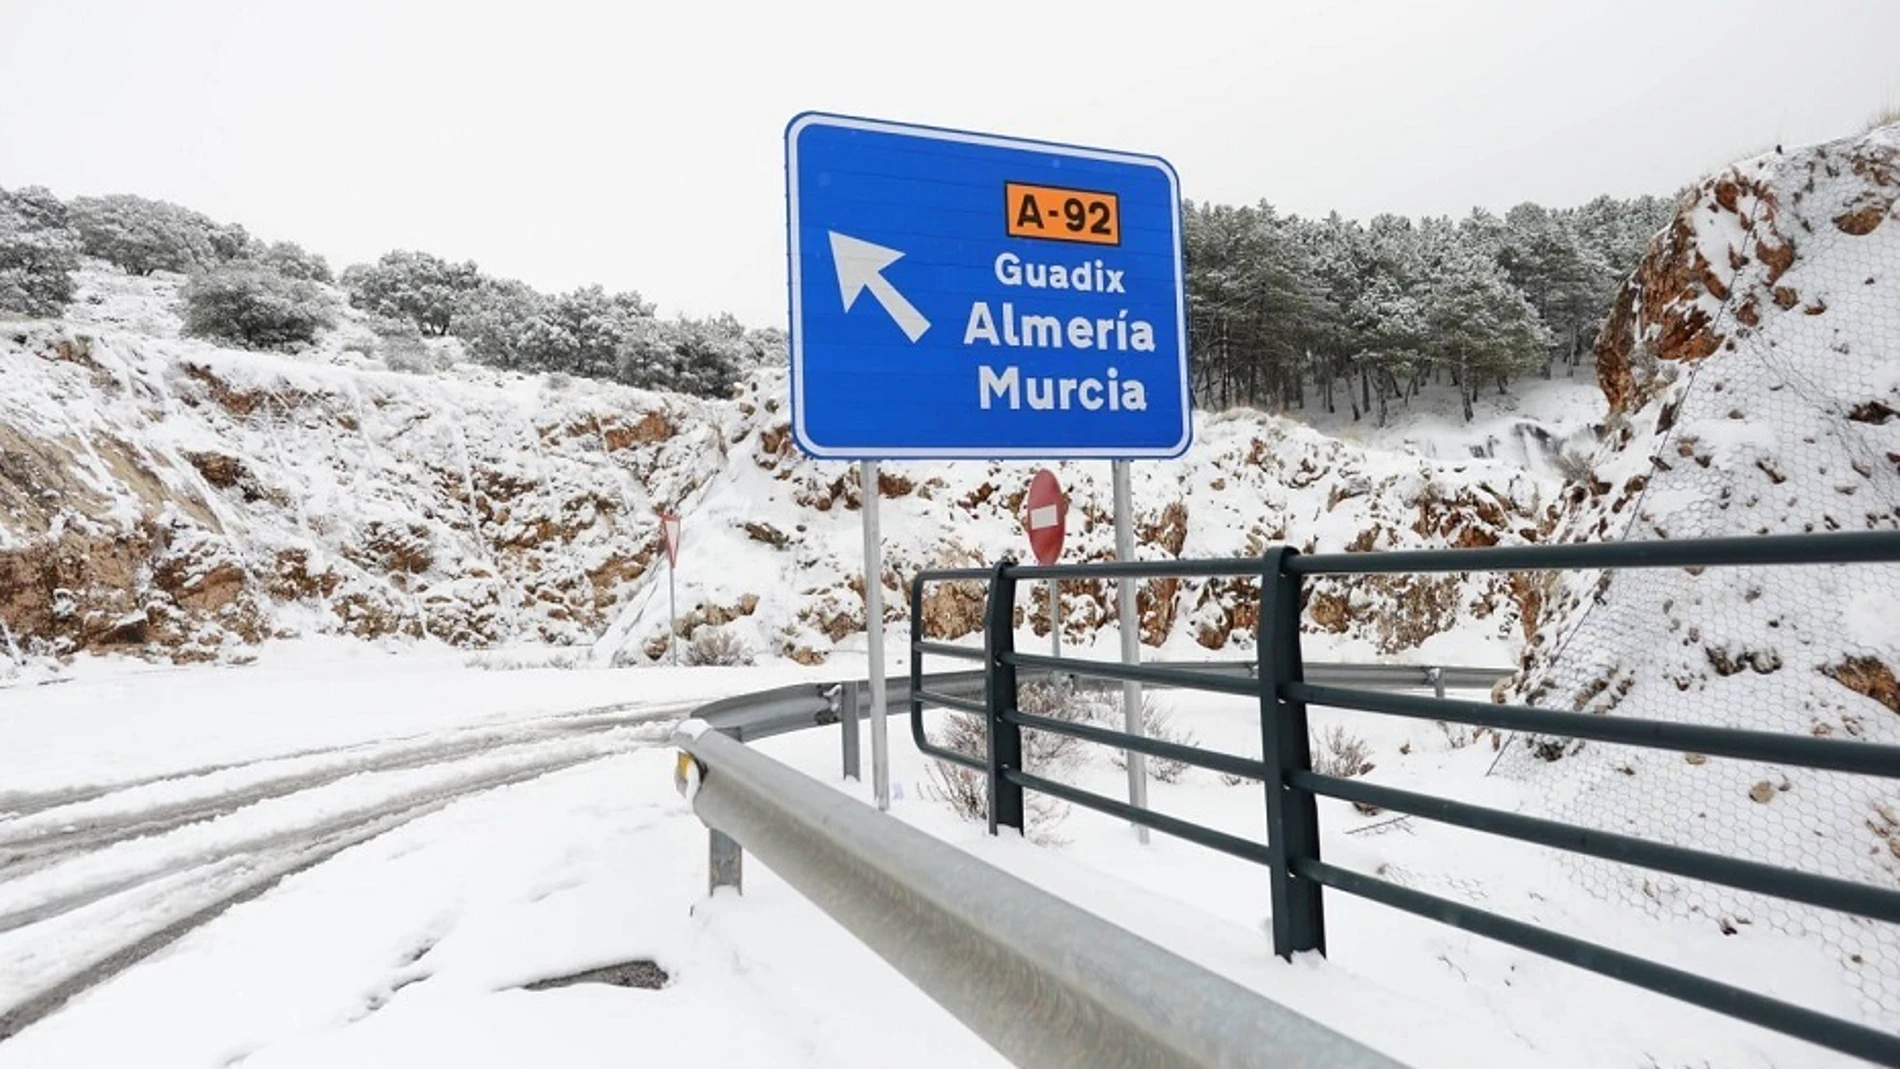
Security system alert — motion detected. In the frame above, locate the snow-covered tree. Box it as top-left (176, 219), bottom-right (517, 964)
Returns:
top-left (631, 314), bottom-right (750, 397)
top-left (518, 285), bottom-right (655, 379)
top-left (453, 276), bottom-right (547, 371)
top-left (0, 186), bottom-right (81, 317)
top-left (340, 250), bottom-right (482, 336)
top-left (1422, 247), bottom-right (1553, 421)
top-left (1347, 275), bottom-right (1427, 425)
top-left (255, 241), bottom-right (332, 284)
top-left (181, 265), bottom-right (336, 351)
top-left (1184, 201), bottom-right (1338, 411)
top-left (67, 194), bottom-right (232, 276)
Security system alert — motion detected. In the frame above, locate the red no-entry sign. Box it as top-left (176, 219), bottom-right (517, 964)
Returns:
top-left (1024, 469), bottom-right (1066, 566)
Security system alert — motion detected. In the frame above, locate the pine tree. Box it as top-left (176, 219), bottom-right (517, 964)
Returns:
top-left (1423, 246), bottom-right (1552, 421)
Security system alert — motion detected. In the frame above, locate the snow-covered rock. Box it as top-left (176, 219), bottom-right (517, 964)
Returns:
top-left (1, 269), bottom-right (717, 665)
top-left (1503, 123), bottom-right (1900, 1026)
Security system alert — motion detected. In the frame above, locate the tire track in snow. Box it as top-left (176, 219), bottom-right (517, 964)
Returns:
top-left (0, 698), bottom-right (680, 821)
top-left (0, 747), bottom-right (649, 1041)
top-left (0, 702), bottom-right (689, 879)
top-left (0, 701), bottom-right (690, 1040)
top-left (0, 725), bottom-right (672, 934)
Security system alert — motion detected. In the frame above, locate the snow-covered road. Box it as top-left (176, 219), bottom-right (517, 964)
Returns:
top-left (0, 642), bottom-right (871, 1057)
top-left (0, 701), bottom-right (683, 1037)
top-left (0, 645), bottom-right (1013, 1069)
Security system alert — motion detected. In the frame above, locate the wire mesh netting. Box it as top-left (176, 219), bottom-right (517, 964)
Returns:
top-left (1494, 127), bottom-right (1900, 1028)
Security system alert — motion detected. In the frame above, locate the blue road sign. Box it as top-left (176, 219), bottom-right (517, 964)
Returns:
top-left (785, 113), bottom-right (1190, 460)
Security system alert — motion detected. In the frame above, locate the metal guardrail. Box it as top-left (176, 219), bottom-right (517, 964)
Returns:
top-left (683, 662), bottom-right (1508, 896)
top-left (670, 659), bottom-right (1503, 1066)
top-left (672, 720), bottom-right (1410, 1069)
top-left (908, 530), bottom-right (1900, 1067)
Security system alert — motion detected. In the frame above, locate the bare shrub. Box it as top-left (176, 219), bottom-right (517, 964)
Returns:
top-left (463, 648), bottom-right (584, 671)
top-left (1103, 694), bottom-right (1199, 783)
top-left (1313, 724), bottom-right (1374, 778)
top-left (1437, 720), bottom-right (1500, 749)
top-left (1223, 724), bottom-right (1374, 787)
top-left (924, 681), bottom-right (1082, 838)
top-left (924, 754), bottom-right (987, 823)
top-left (923, 759), bottom-right (1070, 842)
top-left (1017, 679), bottom-right (1095, 770)
top-left (684, 627), bottom-right (753, 667)
top-left (1219, 761), bottom-right (1256, 788)
top-left (1551, 447), bottom-right (1595, 482)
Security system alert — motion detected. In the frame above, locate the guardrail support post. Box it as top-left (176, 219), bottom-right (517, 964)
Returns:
top-left (837, 682), bottom-right (862, 781)
top-left (984, 560), bottom-right (1025, 835)
top-left (1258, 547), bottom-right (1325, 958)
top-left (709, 828), bottom-right (743, 894)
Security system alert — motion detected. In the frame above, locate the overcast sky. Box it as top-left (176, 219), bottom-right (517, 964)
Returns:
top-left (3, 0), bottom-right (1895, 325)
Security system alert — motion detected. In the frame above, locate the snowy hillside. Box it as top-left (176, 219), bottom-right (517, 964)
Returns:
top-left (1, 269), bottom-right (721, 669)
top-left (1, 264), bottom-right (1566, 679)
top-left (1501, 123), bottom-right (1900, 1026)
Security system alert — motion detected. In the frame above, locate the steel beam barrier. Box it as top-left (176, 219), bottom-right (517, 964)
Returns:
top-left (675, 724), bottom-right (1411, 1069)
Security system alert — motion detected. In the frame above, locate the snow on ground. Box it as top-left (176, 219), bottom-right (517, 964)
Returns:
top-left (1283, 371), bottom-right (1607, 479)
top-left (0, 748), bottom-right (1002, 1069)
top-left (0, 637), bottom-right (827, 795)
top-left (0, 643), bottom-right (1869, 1068)
top-left (758, 693), bottom-right (1861, 1069)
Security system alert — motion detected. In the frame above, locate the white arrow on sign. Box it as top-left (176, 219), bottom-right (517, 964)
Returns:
top-left (829, 231), bottom-right (930, 342)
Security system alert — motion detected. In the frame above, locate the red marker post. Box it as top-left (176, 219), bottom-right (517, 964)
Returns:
top-left (661, 512), bottom-right (682, 665)
top-left (1024, 469), bottom-right (1067, 659)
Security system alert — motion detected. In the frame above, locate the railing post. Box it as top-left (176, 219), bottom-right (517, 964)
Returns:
top-left (984, 559), bottom-right (1024, 835)
top-left (709, 829), bottom-right (743, 894)
top-left (836, 682), bottom-right (861, 781)
top-left (1257, 547), bottom-right (1325, 958)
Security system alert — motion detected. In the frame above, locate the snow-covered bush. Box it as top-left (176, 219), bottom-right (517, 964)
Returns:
top-left (255, 241), bottom-right (332, 284)
top-left (684, 627), bottom-right (753, 667)
top-left (355, 315), bottom-right (450, 374)
top-left (181, 265), bottom-right (336, 351)
top-left (514, 284), bottom-right (656, 380)
top-left (0, 185), bottom-right (81, 317)
top-left (68, 194), bottom-right (242, 276)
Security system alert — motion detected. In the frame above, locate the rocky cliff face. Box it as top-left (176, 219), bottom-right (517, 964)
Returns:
top-left (0, 271), bottom-right (718, 665)
top-left (1, 268), bottom-right (1555, 675)
top-left (1505, 124), bottom-right (1900, 1026)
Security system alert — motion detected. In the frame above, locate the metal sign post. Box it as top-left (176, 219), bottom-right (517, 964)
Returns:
top-left (861, 460), bottom-right (890, 811)
top-left (1112, 461), bottom-right (1149, 843)
top-left (1049, 578), bottom-right (1061, 661)
top-left (661, 512), bottom-right (682, 666)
